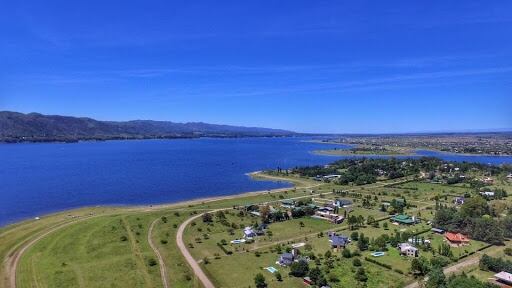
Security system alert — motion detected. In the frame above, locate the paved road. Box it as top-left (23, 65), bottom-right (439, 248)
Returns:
top-left (176, 213), bottom-right (217, 288)
top-left (148, 219), bottom-right (170, 288)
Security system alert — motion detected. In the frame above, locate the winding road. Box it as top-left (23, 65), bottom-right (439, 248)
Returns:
top-left (176, 213), bottom-right (216, 288)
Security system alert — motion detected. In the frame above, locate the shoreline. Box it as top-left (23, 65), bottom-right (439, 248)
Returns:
top-left (0, 171), bottom-right (298, 229)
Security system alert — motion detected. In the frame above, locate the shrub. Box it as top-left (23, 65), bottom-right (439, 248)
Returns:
top-left (120, 235), bottom-right (128, 242)
top-left (160, 239), bottom-right (168, 244)
top-left (148, 258), bottom-right (158, 266)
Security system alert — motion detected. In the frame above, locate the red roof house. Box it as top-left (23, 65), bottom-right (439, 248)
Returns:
top-left (445, 232), bottom-right (470, 245)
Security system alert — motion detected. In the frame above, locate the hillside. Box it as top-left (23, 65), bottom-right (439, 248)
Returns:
top-left (0, 111), bottom-right (295, 143)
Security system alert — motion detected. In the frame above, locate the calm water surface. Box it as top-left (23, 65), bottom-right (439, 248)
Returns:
top-left (1, 137), bottom-right (511, 226)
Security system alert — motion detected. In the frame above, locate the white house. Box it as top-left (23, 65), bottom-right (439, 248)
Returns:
top-left (398, 243), bottom-right (419, 257)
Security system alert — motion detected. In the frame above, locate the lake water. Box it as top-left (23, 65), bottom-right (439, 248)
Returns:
top-left (1, 137), bottom-right (511, 226)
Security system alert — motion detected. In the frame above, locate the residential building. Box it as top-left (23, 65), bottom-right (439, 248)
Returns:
top-left (445, 232), bottom-right (470, 246)
top-left (494, 271), bottom-right (512, 286)
top-left (391, 214), bottom-right (416, 225)
top-left (328, 232), bottom-right (350, 249)
top-left (398, 243), bottom-right (419, 257)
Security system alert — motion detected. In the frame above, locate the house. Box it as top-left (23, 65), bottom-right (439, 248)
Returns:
top-left (494, 271), bottom-right (512, 286)
top-left (480, 191), bottom-right (495, 198)
top-left (280, 199), bottom-right (295, 208)
top-left (328, 232), bottom-right (350, 249)
top-left (277, 249), bottom-right (298, 266)
top-left (313, 211), bottom-right (344, 224)
top-left (323, 174), bottom-right (341, 180)
top-left (243, 227), bottom-right (257, 238)
top-left (431, 228), bottom-right (445, 234)
top-left (333, 199), bottom-right (352, 208)
top-left (454, 197), bottom-right (465, 205)
top-left (481, 177), bottom-right (494, 184)
top-left (398, 243), bottom-right (419, 257)
top-left (391, 214), bottom-right (416, 225)
top-left (445, 232), bottom-right (470, 246)
top-left (507, 174), bottom-right (512, 181)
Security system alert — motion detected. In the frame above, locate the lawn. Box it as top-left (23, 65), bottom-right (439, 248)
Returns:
top-left (17, 213), bottom-right (165, 288)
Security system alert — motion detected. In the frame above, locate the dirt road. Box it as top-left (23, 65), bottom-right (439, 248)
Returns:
top-left (148, 218), bottom-right (169, 288)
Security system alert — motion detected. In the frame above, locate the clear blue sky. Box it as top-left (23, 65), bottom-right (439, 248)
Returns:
top-left (1, 1), bottom-right (511, 133)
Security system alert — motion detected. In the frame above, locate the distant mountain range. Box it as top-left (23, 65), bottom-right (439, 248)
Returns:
top-left (0, 111), bottom-right (296, 143)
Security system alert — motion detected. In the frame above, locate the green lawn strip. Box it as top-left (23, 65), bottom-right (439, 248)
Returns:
top-left (17, 214), bottom-right (163, 288)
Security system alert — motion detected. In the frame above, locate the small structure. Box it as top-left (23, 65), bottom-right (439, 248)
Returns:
top-left (494, 271), bottom-right (512, 286)
top-left (328, 232), bottom-right (349, 249)
top-left (431, 228), bottom-right (445, 234)
top-left (280, 199), bottom-right (295, 208)
top-left (243, 227), bottom-right (257, 238)
top-left (445, 232), bottom-right (470, 246)
top-left (333, 199), bottom-right (352, 208)
top-left (303, 276), bottom-right (312, 285)
top-left (313, 211), bottom-right (344, 224)
top-left (277, 252), bottom-right (295, 266)
top-left (398, 243), bottom-right (419, 257)
top-left (507, 174), bottom-right (512, 181)
top-left (453, 196), bottom-right (465, 205)
top-left (391, 214), bottom-right (416, 225)
top-left (323, 174), bottom-right (341, 180)
top-left (481, 177), bottom-right (494, 184)
top-left (480, 191), bottom-right (495, 198)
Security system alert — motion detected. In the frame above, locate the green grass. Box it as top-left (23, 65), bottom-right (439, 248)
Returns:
top-left (17, 213), bottom-right (164, 288)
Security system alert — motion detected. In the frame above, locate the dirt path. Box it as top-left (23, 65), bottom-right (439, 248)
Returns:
top-left (404, 254), bottom-right (482, 288)
top-left (148, 219), bottom-right (169, 288)
top-left (176, 213), bottom-right (217, 288)
top-left (5, 219), bottom-right (82, 288)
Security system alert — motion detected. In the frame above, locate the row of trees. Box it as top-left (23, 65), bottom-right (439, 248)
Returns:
top-left (433, 196), bottom-right (512, 244)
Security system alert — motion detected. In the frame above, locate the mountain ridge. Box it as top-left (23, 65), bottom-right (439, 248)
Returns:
top-left (0, 111), bottom-right (295, 143)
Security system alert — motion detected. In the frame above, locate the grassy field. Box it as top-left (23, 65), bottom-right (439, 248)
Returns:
top-left (3, 173), bottom-right (511, 288)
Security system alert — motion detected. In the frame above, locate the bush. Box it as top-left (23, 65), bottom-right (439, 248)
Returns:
top-left (504, 248), bottom-right (512, 256)
top-left (160, 239), bottom-right (168, 244)
top-left (342, 248), bottom-right (352, 258)
top-left (120, 235), bottom-right (128, 242)
top-left (353, 258), bottom-right (362, 267)
top-left (148, 258), bottom-right (158, 266)
top-left (364, 257), bottom-right (392, 270)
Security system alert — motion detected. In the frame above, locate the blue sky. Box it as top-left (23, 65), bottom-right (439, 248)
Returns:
top-left (1, 1), bottom-right (511, 133)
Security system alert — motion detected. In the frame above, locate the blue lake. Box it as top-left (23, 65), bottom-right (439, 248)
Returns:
top-left (1, 137), bottom-right (511, 226)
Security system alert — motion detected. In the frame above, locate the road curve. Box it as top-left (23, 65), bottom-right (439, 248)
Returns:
top-left (148, 218), bottom-right (169, 288)
top-left (176, 213), bottom-right (216, 288)
top-left (6, 219), bottom-right (84, 288)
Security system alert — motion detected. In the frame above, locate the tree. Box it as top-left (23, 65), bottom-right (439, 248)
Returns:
top-left (275, 272), bottom-right (282, 282)
top-left (357, 233), bottom-right (369, 251)
top-left (353, 258), bottom-right (362, 266)
top-left (411, 256), bottom-right (430, 276)
top-left (354, 267), bottom-right (368, 282)
top-left (290, 260), bottom-right (309, 277)
top-left (254, 273), bottom-right (267, 288)
top-left (426, 266), bottom-right (446, 288)
top-left (342, 248), bottom-right (352, 258)
top-left (309, 267), bottom-right (323, 285)
top-left (460, 196), bottom-right (489, 218)
top-left (202, 212), bottom-right (213, 223)
top-left (260, 205), bottom-right (271, 223)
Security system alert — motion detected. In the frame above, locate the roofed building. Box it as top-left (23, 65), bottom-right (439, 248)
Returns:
top-left (398, 243), bottom-right (419, 257)
top-left (391, 214), bottom-right (416, 225)
top-left (445, 232), bottom-right (470, 246)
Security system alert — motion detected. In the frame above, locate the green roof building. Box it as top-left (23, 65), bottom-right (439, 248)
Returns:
top-left (391, 214), bottom-right (415, 224)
